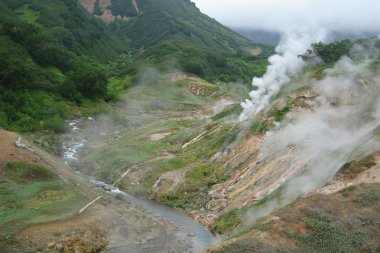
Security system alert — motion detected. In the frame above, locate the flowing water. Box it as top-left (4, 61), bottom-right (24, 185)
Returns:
top-left (62, 119), bottom-right (219, 252)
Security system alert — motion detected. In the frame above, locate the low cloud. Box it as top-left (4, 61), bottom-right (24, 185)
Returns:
top-left (193, 0), bottom-right (380, 34)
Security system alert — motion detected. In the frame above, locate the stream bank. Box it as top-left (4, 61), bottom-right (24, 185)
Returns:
top-left (62, 118), bottom-right (219, 253)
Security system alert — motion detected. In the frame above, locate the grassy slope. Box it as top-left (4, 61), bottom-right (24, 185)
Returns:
top-left (0, 130), bottom-right (90, 251)
top-left (0, 162), bottom-right (87, 234)
top-left (123, 0), bottom-right (256, 50)
top-left (0, 0), bottom-right (130, 133)
top-left (109, 0), bottom-right (273, 83)
top-left (0, 0), bottom-right (128, 61)
top-left (0, 0), bottom-right (272, 133)
top-left (76, 73), bottom-right (246, 211)
top-left (210, 183), bottom-right (380, 253)
top-left (206, 40), bottom-right (380, 251)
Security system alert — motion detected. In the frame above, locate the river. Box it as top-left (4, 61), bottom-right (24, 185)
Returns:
top-left (62, 119), bottom-right (219, 252)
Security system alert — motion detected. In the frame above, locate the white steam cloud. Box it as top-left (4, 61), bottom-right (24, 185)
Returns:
top-left (239, 28), bottom-right (326, 120)
top-left (193, 0), bottom-right (380, 34)
top-left (245, 41), bottom-right (380, 223)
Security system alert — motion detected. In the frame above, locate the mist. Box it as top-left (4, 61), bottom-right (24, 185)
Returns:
top-left (193, 0), bottom-right (380, 35)
top-left (244, 40), bottom-right (380, 223)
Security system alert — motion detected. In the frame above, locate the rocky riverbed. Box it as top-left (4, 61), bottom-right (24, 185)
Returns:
top-left (61, 118), bottom-right (219, 253)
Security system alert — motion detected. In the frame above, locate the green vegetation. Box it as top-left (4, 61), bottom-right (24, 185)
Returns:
top-left (212, 184), bottom-right (380, 253)
top-left (250, 120), bottom-right (269, 134)
top-left (0, 162), bottom-right (87, 235)
top-left (338, 154), bottom-right (376, 179)
top-left (212, 104), bottom-right (242, 121)
top-left (210, 208), bottom-right (243, 234)
top-left (109, 0), bottom-right (273, 83)
top-left (139, 40), bottom-right (269, 84)
top-left (0, 0), bottom-right (130, 132)
top-left (213, 242), bottom-right (284, 253)
top-left (110, 0), bottom-right (139, 17)
top-left (0, 0), bottom-right (273, 134)
top-left (269, 105), bottom-right (291, 122)
top-left (79, 75), bottom-right (244, 211)
top-left (304, 40), bottom-right (352, 64)
top-left (210, 187), bottom-right (285, 234)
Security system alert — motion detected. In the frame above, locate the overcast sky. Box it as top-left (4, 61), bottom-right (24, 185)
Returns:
top-left (192, 0), bottom-right (380, 34)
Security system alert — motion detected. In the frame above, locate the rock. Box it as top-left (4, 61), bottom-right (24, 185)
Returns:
top-left (55, 243), bottom-right (64, 252)
top-left (43, 141), bottom-right (50, 148)
top-left (47, 242), bottom-right (55, 248)
top-left (103, 185), bottom-right (112, 191)
top-left (187, 232), bottom-right (195, 237)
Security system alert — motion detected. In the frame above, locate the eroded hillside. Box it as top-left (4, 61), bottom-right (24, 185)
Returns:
top-left (78, 0), bottom-right (141, 22)
top-left (63, 38), bottom-right (380, 252)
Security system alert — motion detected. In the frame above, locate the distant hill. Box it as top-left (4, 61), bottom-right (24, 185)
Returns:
top-left (233, 28), bottom-right (281, 46)
top-left (233, 27), bottom-right (380, 46)
top-left (79, 0), bottom-right (263, 51)
top-left (77, 0), bottom-right (274, 85)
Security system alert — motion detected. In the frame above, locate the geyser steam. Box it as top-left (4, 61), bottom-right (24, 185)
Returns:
top-left (239, 28), bottom-right (326, 121)
top-left (245, 39), bottom-right (380, 223)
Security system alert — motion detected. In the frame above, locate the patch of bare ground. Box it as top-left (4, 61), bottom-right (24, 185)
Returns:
top-left (0, 129), bottom-right (45, 170)
top-left (207, 182), bottom-right (380, 253)
top-left (195, 135), bottom-right (265, 226)
top-left (12, 194), bottom-right (192, 253)
top-left (1, 129), bottom-right (190, 252)
top-left (14, 205), bottom-right (107, 253)
top-left (313, 152), bottom-right (380, 195)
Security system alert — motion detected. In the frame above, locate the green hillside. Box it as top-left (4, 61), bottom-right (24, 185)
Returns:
top-left (0, 0), bottom-right (272, 133)
top-left (0, 0), bottom-right (132, 132)
top-left (120, 0), bottom-right (255, 50)
top-left (110, 0), bottom-right (272, 83)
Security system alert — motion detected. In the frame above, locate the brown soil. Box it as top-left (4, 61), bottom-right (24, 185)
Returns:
top-left (313, 152), bottom-right (380, 195)
top-left (0, 129), bottom-right (45, 170)
top-left (248, 47), bottom-right (262, 56)
top-left (78, 0), bottom-right (96, 13)
top-left (1, 129), bottom-right (191, 252)
top-left (14, 205), bottom-right (107, 253)
top-left (208, 183), bottom-right (380, 252)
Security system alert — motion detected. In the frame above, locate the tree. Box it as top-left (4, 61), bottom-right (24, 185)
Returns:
top-left (307, 40), bottom-right (352, 64)
top-left (66, 65), bottom-right (107, 99)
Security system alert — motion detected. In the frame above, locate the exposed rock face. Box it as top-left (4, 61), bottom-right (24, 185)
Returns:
top-left (78, 0), bottom-right (96, 13)
top-left (78, 0), bottom-right (140, 23)
top-left (99, 8), bottom-right (116, 23)
top-left (188, 83), bottom-right (218, 97)
top-left (151, 169), bottom-right (186, 198)
top-left (99, 0), bottom-right (112, 12)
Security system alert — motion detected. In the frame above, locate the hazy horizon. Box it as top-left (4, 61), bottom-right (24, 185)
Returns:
top-left (192, 0), bottom-right (380, 35)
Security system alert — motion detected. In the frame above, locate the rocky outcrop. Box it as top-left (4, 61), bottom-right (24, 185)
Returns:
top-left (188, 83), bottom-right (218, 97)
top-left (151, 169), bottom-right (186, 198)
top-left (78, 0), bottom-right (96, 13)
top-left (78, 0), bottom-right (141, 23)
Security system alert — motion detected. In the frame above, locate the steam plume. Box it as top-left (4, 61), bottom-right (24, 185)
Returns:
top-left (239, 28), bottom-right (326, 121)
top-left (245, 40), bottom-right (380, 223)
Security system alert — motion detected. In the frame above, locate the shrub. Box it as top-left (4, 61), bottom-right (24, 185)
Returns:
top-left (250, 120), bottom-right (270, 134)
